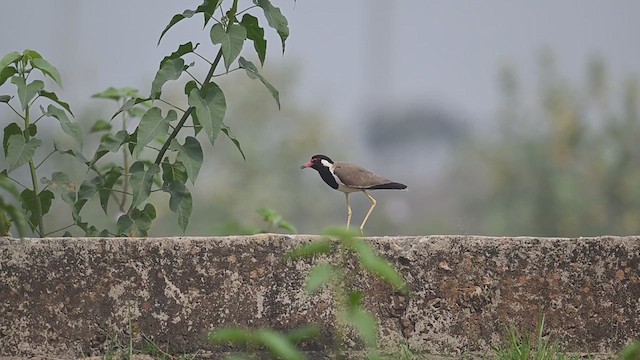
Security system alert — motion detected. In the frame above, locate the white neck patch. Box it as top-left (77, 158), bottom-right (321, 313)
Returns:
top-left (320, 159), bottom-right (334, 170)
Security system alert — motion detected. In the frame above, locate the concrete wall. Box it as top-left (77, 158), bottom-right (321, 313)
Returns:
top-left (1, 235), bottom-right (639, 358)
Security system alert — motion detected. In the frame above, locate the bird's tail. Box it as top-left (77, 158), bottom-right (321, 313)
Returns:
top-left (369, 182), bottom-right (407, 190)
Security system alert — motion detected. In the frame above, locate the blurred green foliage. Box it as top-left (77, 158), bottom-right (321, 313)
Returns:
top-left (453, 52), bottom-right (640, 236)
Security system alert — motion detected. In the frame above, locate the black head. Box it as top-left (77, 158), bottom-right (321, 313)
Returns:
top-left (300, 154), bottom-right (339, 189)
top-left (300, 154), bottom-right (334, 170)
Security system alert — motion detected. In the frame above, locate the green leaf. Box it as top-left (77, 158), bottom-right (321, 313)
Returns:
top-left (0, 52), bottom-right (22, 73)
top-left (99, 166), bottom-right (123, 214)
top-left (174, 136), bottom-right (203, 183)
top-left (255, 0), bottom-right (289, 53)
top-left (350, 239), bottom-right (408, 293)
top-left (127, 101), bottom-right (152, 118)
top-left (129, 161), bottom-right (160, 210)
top-left (256, 329), bottom-right (305, 360)
top-left (208, 327), bottom-right (250, 344)
top-left (0, 66), bottom-right (17, 87)
top-left (30, 57), bottom-right (63, 87)
top-left (92, 86), bottom-right (140, 101)
top-left (0, 200), bottom-right (28, 237)
top-left (0, 173), bottom-right (28, 237)
top-left (285, 325), bottom-right (320, 344)
top-left (53, 141), bottom-right (89, 165)
top-left (286, 238), bottom-right (333, 259)
top-left (116, 214), bottom-right (135, 236)
top-left (165, 181), bottom-right (192, 233)
top-left (150, 57), bottom-right (185, 98)
top-left (306, 263), bottom-right (335, 294)
top-left (128, 129), bottom-right (137, 155)
top-left (196, 0), bottom-right (222, 27)
top-left (43, 104), bottom-right (82, 146)
top-left (157, 9), bottom-right (196, 45)
top-left (90, 130), bottom-right (128, 166)
top-left (130, 206), bottom-right (154, 236)
top-left (341, 306), bottom-right (378, 349)
top-left (210, 23), bottom-right (247, 70)
top-left (6, 135), bottom-right (41, 173)
top-left (621, 341), bottom-right (640, 360)
top-left (142, 203), bottom-right (157, 220)
top-left (241, 14), bottom-right (267, 66)
top-left (73, 176), bottom-right (103, 218)
top-left (221, 124), bottom-right (246, 160)
top-left (39, 90), bottom-right (73, 115)
top-left (135, 107), bottom-right (174, 156)
top-left (161, 158), bottom-right (188, 185)
top-left (46, 172), bottom-right (76, 206)
top-left (89, 119), bottom-right (112, 133)
top-left (0, 171), bottom-right (20, 198)
top-left (188, 82), bottom-right (226, 145)
top-left (277, 219), bottom-right (297, 233)
top-left (11, 77), bottom-right (44, 110)
top-left (110, 96), bottom-right (150, 120)
top-left (160, 42), bottom-right (197, 68)
top-left (3, 123), bottom-right (22, 155)
top-left (20, 189), bottom-right (54, 230)
top-left (77, 177), bottom-right (102, 200)
top-left (322, 227), bottom-right (360, 240)
top-left (238, 57), bottom-right (280, 109)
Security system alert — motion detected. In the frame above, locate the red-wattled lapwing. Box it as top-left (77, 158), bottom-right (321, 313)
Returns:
top-left (300, 154), bottom-right (407, 235)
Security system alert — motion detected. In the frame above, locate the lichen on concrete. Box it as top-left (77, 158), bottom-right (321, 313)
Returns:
top-left (0, 235), bottom-right (638, 358)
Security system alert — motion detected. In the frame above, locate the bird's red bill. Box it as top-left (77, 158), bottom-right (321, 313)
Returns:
top-left (301, 161), bottom-right (313, 168)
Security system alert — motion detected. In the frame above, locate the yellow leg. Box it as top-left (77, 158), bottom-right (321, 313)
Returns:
top-left (360, 190), bottom-right (377, 236)
top-left (345, 193), bottom-right (352, 229)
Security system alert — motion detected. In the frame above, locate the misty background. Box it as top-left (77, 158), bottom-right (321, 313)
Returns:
top-left (1, 1), bottom-right (640, 236)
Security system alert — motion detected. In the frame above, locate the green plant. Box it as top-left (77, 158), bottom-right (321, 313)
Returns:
top-left (493, 315), bottom-right (586, 360)
top-left (0, 0), bottom-right (290, 237)
top-left (0, 49), bottom-right (81, 237)
top-left (208, 325), bottom-right (319, 360)
top-left (257, 207), bottom-right (297, 233)
top-left (287, 228), bottom-right (409, 359)
top-left (619, 341), bottom-right (640, 360)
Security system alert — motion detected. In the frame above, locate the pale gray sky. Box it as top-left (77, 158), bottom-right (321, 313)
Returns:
top-left (1, 1), bottom-right (638, 131)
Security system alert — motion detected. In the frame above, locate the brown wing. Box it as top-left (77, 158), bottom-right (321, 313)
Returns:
top-left (333, 161), bottom-right (394, 189)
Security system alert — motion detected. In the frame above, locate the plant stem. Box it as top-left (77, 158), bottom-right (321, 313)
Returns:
top-left (24, 105), bottom-right (45, 237)
top-left (120, 103), bottom-right (129, 212)
top-left (154, 49), bottom-right (224, 166)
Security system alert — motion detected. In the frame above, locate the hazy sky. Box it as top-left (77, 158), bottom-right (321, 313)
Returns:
top-left (1, 1), bottom-right (639, 134)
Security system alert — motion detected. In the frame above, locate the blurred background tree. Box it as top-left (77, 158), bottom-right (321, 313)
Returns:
top-left (449, 51), bottom-right (640, 237)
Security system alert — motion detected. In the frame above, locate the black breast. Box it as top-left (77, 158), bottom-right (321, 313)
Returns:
top-left (318, 167), bottom-right (339, 189)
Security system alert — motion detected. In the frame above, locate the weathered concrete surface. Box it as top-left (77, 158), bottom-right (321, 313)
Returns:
top-left (0, 235), bottom-right (639, 358)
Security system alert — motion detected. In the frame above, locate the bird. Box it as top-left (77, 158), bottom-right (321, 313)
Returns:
top-left (300, 154), bottom-right (407, 235)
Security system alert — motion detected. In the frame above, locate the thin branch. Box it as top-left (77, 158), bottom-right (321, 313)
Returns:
top-left (31, 112), bottom-right (46, 125)
top-left (154, 48), bottom-right (224, 166)
top-left (7, 103), bottom-right (25, 119)
top-left (104, 188), bottom-right (133, 196)
top-left (237, 5), bottom-right (258, 16)
top-left (192, 51), bottom-right (213, 65)
top-left (35, 149), bottom-right (57, 169)
top-left (27, 94), bottom-right (41, 110)
top-left (184, 69), bottom-right (203, 86)
top-left (156, 98), bottom-right (186, 112)
top-left (6, 175), bottom-right (28, 189)
top-left (44, 223), bottom-right (75, 237)
top-left (212, 67), bottom-right (242, 77)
